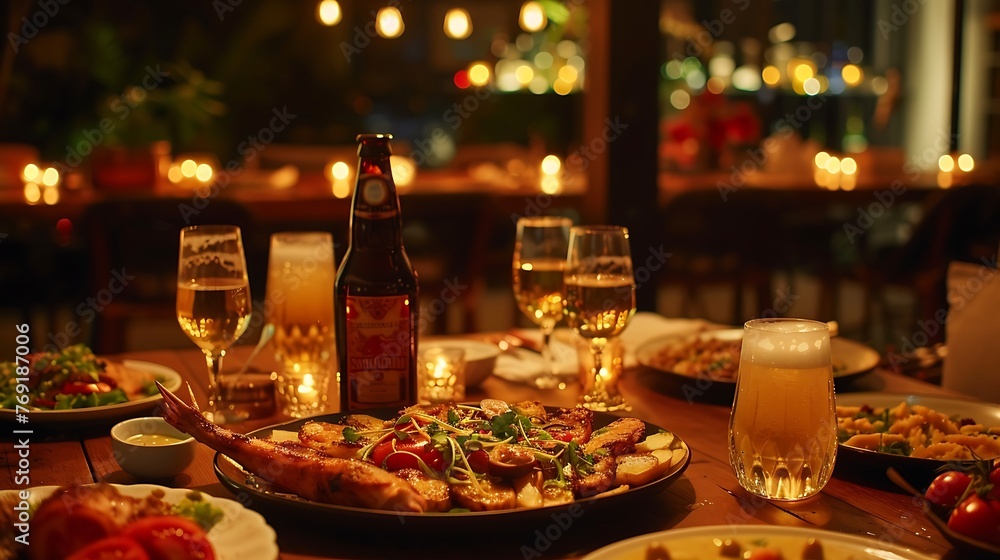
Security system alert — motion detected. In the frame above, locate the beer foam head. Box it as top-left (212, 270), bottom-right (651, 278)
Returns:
top-left (742, 319), bottom-right (830, 369)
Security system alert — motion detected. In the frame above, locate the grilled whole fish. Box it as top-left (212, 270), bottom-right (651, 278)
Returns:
top-left (156, 382), bottom-right (427, 512)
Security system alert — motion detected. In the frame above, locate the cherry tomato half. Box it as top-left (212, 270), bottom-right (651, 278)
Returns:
top-left (948, 494), bottom-right (1000, 546)
top-left (68, 537), bottom-right (150, 560)
top-left (466, 449), bottom-right (490, 474)
top-left (925, 471), bottom-right (972, 509)
top-left (370, 438), bottom-right (445, 472)
top-left (122, 516), bottom-right (215, 560)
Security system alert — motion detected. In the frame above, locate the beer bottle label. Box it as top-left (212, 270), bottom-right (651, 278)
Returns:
top-left (344, 294), bottom-right (411, 406)
top-left (354, 174), bottom-right (398, 219)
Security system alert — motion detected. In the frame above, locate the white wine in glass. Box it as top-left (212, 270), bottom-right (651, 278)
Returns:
top-left (565, 225), bottom-right (635, 411)
top-left (513, 216), bottom-right (572, 389)
top-left (177, 225), bottom-right (252, 424)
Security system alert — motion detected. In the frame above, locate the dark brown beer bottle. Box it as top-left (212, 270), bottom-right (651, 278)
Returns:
top-left (336, 133), bottom-right (419, 411)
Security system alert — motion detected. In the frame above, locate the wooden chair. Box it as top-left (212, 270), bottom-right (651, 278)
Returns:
top-left (79, 197), bottom-right (256, 353)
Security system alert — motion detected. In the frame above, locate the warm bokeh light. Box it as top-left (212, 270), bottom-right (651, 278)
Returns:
top-left (22, 163), bottom-right (39, 182)
top-left (706, 76), bottom-right (725, 94)
top-left (842, 64), bottom-right (863, 87)
top-left (792, 62), bottom-right (814, 82)
top-left (316, 0), bottom-right (342, 26)
top-left (768, 22), bottom-right (796, 43)
top-left (938, 154), bottom-right (955, 173)
top-left (453, 70), bottom-right (470, 89)
top-left (847, 46), bottom-right (864, 64)
top-left (541, 155), bottom-right (561, 175)
top-left (468, 62), bottom-right (491, 86)
top-left (331, 161), bottom-right (350, 181)
top-left (937, 170), bottom-right (953, 189)
top-left (552, 79), bottom-right (572, 95)
top-left (444, 8), bottom-right (472, 40)
top-left (540, 175), bottom-right (561, 194)
top-left (824, 156), bottom-right (841, 174)
top-left (390, 156), bottom-right (416, 188)
top-left (23, 182), bottom-right (40, 204)
top-left (376, 7), bottom-right (404, 38)
top-left (803, 77), bottom-right (820, 96)
top-left (664, 60), bottom-right (683, 80)
top-left (41, 167), bottom-right (59, 187)
top-left (814, 151), bottom-right (830, 168)
top-left (195, 163), bottom-right (213, 182)
top-left (958, 154), bottom-right (975, 172)
top-left (669, 89), bottom-right (691, 110)
top-left (42, 185), bottom-right (59, 205)
top-left (515, 63), bottom-right (534, 85)
top-left (180, 159), bottom-right (197, 178)
top-left (332, 179), bottom-right (351, 198)
top-left (840, 157), bottom-right (857, 175)
top-left (840, 173), bottom-right (857, 191)
top-left (731, 66), bottom-right (761, 91)
top-left (534, 51), bottom-right (553, 69)
top-left (762, 65), bottom-right (780, 86)
top-left (519, 1), bottom-right (546, 32)
top-left (167, 165), bottom-right (183, 183)
top-left (558, 65), bottom-right (578, 83)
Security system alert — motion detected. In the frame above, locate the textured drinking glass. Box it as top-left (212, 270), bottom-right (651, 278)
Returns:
top-left (176, 225), bottom-right (252, 424)
top-left (513, 216), bottom-right (572, 389)
top-left (728, 318), bottom-right (837, 501)
top-left (565, 225), bottom-right (635, 411)
top-left (265, 232), bottom-right (335, 418)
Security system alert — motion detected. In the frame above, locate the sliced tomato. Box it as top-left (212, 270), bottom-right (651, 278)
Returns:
top-left (68, 537), bottom-right (150, 560)
top-left (925, 471), bottom-right (972, 509)
top-left (990, 466), bottom-right (1000, 500)
top-left (948, 494), bottom-right (1000, 546)
top-left (466, 449), bottom-right (490, 474)
top-left (369, 438), bottom-right (444, 471)
top-left (29, 502), bottom-right (119, 559)
top-left (122, 516), bottom-right (215, 560)
top-left (60, 381), bottom-right (113, 395)
top-left (746, 549), bottom-right (783, 560)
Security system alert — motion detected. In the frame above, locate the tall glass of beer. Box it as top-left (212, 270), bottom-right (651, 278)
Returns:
top-left (266, 232), bottom-right (336, 417)
top-left (728, 318), bottom-right (836, 501)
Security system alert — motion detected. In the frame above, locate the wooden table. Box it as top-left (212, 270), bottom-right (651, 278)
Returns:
top-left (0, 344), bottom-right (968, 559)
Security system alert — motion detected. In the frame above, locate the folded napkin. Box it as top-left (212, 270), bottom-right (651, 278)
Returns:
top-left (943, 257), bottom-right (1000, 403)
top-left (491, 313), bottom-right (712, 385)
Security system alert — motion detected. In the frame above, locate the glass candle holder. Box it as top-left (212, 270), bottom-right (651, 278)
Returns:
top-left (418, 347), bottom-right (466, 404)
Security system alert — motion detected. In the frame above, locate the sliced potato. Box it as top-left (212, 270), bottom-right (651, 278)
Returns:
top-left (614, 453), bottom-right (663, 486)
top-left (513, 471), bottom-right (544, 509)
top-left (394, 468), bottom-right (452, 512)
top-left (651, 448), bottom-right (674, 469)
top-left (635, 431), bottom-right (675, 453)
top-left (670, 446), bottom-right (688, 467)
top-left (451, 478), bottom-right (516, 511)
top-left (542, 484), bottom-right (574, 507)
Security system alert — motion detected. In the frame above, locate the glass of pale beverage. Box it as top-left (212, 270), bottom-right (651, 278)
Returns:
top-left (728, 318), bottom-right (837, 501)
top-left (513, 216), bottom-right (572, 389)
top-left (564, 225), bottom-right (636, 411)
top-left (265, 232), bottom-right (335, 417)
top-left (176, 225), bottom-right (252, 424)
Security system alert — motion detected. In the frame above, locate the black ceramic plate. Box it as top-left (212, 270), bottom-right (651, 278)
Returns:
top-left (214, 406), bottom-right (691, 532)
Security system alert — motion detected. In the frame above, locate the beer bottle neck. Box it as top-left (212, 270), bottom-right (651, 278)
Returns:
top-left (350, 155), bottom-right (403, 250)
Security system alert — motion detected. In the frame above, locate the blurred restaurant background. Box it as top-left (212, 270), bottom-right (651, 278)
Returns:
top-left (1, 0), bottom-right (998, 373)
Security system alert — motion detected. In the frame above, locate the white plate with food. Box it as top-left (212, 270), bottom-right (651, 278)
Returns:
top-left (0, 483), bottom-right (278, 559)
top-left (581, 525), bottom-right (937, 559)
top-left (836, 392), bottom-right (1000, 479)
top-left (636, 328), bottom-right (880, 385)
top-left (0, 344), bottom-right (182, 424)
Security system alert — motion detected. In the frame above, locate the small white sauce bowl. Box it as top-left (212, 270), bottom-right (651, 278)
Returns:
top-left (111, 417), bottom-right (195, 480)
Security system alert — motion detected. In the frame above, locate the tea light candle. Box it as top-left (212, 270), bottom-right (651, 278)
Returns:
top-left (419, 347), bottom-right (466, 404)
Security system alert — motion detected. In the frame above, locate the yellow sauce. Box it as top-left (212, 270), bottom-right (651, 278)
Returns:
top-left (125, 433), bottom-right (186, 446)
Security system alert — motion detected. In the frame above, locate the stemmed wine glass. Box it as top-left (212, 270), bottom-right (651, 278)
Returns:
top-left (176, 225), bottom-right (253, 424)
top-left (513, 216), bottom-right (572, 389)
top-left (565, 225), bottom-right (636, 411)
